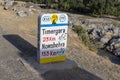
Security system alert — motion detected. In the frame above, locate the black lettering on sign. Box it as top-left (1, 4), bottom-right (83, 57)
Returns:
top-left (42, 42), bottom-right (65, 49)
top-left (42, 29), bottom-right (65, 35)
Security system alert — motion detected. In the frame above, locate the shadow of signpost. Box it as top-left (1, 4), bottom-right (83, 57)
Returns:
top-left (3, 34), bottom-right (37, 57)
top-left (3, 34), bottom-right (102, 80)
top-left (42, 67), bottom-right (102, 80)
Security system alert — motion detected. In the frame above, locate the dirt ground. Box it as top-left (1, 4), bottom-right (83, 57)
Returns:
top-left (0, 5), bottom-right (120, 80)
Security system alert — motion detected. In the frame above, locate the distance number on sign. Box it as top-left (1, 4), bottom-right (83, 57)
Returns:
top-left (43, 37), bottom-right (56, 42)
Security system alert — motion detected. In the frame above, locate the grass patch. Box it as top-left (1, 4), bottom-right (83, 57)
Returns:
top-left (73, 25), bottom-right (98, 51)
top-left (113, 23), bottom-right (120, 27)
top-left (73, 25), bottom-right (90, 46)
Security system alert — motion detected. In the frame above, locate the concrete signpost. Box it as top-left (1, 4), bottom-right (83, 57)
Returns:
top-left (38, 13), bottom-right (68, 64)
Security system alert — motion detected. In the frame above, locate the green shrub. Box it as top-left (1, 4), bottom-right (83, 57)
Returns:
top-left (73, 25), bottom-right (98, 51)
top-left (73, 25), bottom-right (90, 46)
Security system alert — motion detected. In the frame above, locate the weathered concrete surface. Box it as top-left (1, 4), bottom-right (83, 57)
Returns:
top-left (19, 58), bottom-right (77, 74)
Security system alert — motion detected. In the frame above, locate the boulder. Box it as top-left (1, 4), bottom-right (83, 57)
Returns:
top-left (113, 48), bottom-right (120, 56)
top-left (25, 8), bottom-right (34, 14)
top-left (105, 36), bottom-right (120, 56)
top-left (100, 36), bottom-right (110, 44)
top-left (4, 0), bottom-right (14, 10)
top-left (113, 27), bottom-right (119, 36)
top-left (17, 10), bottom-right (27, 17)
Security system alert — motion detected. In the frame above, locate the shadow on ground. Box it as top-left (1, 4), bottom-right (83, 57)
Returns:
top-left (111, 17), bottom-right (120, 21)
top-left (97, 49), bottom-right (120, 65)
top-left (3, 34), bottom-right (37, 57)
top-left (100, 16), bottom-right (120, 21)
top-left (3, 34), bottom-right (102, 80)
top-left (42, 67), bottom-right (102, 80)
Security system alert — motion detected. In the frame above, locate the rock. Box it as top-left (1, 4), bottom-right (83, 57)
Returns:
top-left (87, 28), bottom-right (102, 41)
top-left (12, 5), bottom-right (21, 12)
top-left (114, 43), bottom-right (120, 49)
top-left (25, 8), bottom-right (34, 14)
top-left (113, 48), bottom-right (120, 56)
top-left (0, 1), bottom-right (5, 6)
top-left (100, 36), bottom-right (110, 44)
top-left (105, 36), bottom-right (120, 56)
top-left (94, 29), bottom-right (101, 37)
top-left (17, 10), bottom-right (27, 17)
top-left (113, 27), bottom-right (119, 36)
top-left (88, 24), bottom-right (97, 29)
top-left (101, 29), bottom-right (106, 36)
top-left (4, 0), bottom-right (14, 10)
top-left (87, 29), bottom-right (97, 40)
top-left (87, 29), bottom-right (94, 35)
top-left (105, 32), bottom-right (113, 39)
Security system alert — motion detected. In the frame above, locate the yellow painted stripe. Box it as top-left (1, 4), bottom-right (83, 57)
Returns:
top-left (40, 55), bottom-right (66, 64)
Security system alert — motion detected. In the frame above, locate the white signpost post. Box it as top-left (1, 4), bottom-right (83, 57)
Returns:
top-left (38, 13), bottom-right (68, 64)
